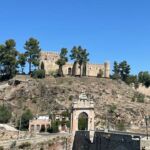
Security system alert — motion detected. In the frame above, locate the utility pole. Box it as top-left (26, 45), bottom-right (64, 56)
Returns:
top-left (145, 115), bottom-right (149, 140)
top-left (18, 116), bottom-right (22, 139)
top-left (65, 137), bottom-right (67, 150)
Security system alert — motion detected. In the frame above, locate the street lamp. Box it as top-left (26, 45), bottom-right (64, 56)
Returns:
top-left (144, 115), bottom-right (149, 140)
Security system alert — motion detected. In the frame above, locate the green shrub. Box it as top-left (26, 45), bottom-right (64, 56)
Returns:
top-left (0, 105), bottom-right (12, 123)
top-left (47, 120), bottom-right (60, 133)
top-left (49, 70), bottom-right (58, 77)
top-left (132, 92), bottom-right (145, 103)
top-left (61, 110), bottom-right (70, 117)
top-left (108, 104), bottom-right (117, 114)
top-left (31, 69), bottom-right (45, 78)
top-left (0, 146), bottom-right (4, 150)
top-left (116, 121), bottom-right (125, 131)
top-left (18, 109), bottom-right (33, 130)
top-left (66, 121), bottom-right (70, 128)
top-left (18, 142), bottom-right (31, 149)
top-left (69, 95), bottom-right (73, 101)
top-left (137, 93), bottom-right (145, 103)
top-left (10, 141), bottom-right (16, 148)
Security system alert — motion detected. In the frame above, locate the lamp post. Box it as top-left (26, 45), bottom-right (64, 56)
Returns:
top-left (18, 115), bottom-right (22, 140)
top-left (145, 115), bottom-right (149, 140)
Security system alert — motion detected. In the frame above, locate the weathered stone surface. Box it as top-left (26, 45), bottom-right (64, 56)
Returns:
top-left (0, 77), bottom-right (149, 133)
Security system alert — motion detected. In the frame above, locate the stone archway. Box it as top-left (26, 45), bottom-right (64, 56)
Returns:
top-left (71, 92), bottom-right (95, 132)
top-left (78, 112), bottom-right (88, 130)
top-left (68, 68), bottom-right (72, 75)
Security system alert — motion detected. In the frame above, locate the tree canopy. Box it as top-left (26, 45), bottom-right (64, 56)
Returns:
top-left (56, 48), bottom-right (68, 77)
top-left (138, 71), bottom-right (150, 87)
top-left (24, 38), bottom-right (41, 74)
top-left (0, 39), bottom-right (18, 80)
top-left (17, 53), bottom-right (27, 74)
top-left (112, 61), bottom-right (130, 83)
top-left (19, 109), bottom-right (33, 130)
top-left (70, 46), bottom-right (89, 76)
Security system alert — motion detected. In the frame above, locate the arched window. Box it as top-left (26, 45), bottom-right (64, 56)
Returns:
top-left (68, 68), bottom-right (72, 75)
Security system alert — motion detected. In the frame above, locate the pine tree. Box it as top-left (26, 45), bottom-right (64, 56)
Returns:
top-left (70, 46), bottom-right (89, 77)
top-left (56, 48), bottom-right (68, 77)
top-left (17, 53), bottom-right (27, 74)
top-left (0, 39), bottom-right (18, 80)
top-left (24, 38), bottom-right (41, 74)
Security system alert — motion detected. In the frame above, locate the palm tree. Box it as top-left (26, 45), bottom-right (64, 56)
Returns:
top-left (56, 48), bottom-right (68, 77)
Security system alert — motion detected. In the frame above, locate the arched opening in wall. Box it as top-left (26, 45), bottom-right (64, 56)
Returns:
top-left (97, 69), bottom-right (103, 78)
top-left (40, 124), bottom-right (46, 132)
top-left (78, 112), bottom-right (88, 130)
top-left (68, 68), bottom-right (72, 75)
top-left (30, 125), bottom-right (34, 131)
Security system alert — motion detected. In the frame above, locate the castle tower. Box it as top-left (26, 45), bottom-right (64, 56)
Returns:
top-left (39, 51), bottom-right (60, 74)
top-left (104, 62), bottom-right (110, 78)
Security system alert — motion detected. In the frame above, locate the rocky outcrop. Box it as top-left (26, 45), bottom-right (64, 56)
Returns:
top-left (0, 77), bottom-right (149, 132)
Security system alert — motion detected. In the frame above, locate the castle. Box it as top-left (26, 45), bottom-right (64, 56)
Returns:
top-left (40, 51), bottom-right (110, 78)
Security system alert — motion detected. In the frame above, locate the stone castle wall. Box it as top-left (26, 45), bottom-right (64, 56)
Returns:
top-left (40, 51), bottom-right (110, 78)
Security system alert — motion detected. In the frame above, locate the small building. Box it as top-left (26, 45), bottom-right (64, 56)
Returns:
top-left (29, 115), bottom-right (51, 133)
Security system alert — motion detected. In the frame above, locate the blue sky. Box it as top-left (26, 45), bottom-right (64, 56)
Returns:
top-left (0, 0), bottom-right (150, 74)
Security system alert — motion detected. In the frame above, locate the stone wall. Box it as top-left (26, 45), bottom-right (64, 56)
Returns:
top-left (141, 138), bottom-right (150, 150)
top-left (137, 84), bottom-right (150, 96)
top-left (73, 131), bottom-right (140, 150)
top-left (40, 51), bottom-right (110, 78)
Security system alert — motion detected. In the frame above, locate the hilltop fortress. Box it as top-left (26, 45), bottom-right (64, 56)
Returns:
top-left (40, 51), bottom-right (110, 78)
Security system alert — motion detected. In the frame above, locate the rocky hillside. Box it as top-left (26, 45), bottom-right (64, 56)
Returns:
top-left (0, 76), bottom-right (150, 132)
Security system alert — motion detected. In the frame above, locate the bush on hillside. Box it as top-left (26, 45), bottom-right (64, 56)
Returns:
top-left (116, 120), bottom-right (125, 131)
top-left (108, 104), bottom-right (117, 114)
top-left (132, 92), bottom-right (145, 103)
top-left (31, 69), bottom-right (45, 79)
top-left (18, 142), bottom-right (31, 149)
top-left (18, 109), bottom-right (33, 130)
top-left (47, 120), bottom-right (60, 133)
top-left (0, 105), bottom-right (12, 123)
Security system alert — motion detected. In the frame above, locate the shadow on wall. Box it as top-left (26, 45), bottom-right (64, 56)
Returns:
top-left (72, 131), bottom-right (140, 150)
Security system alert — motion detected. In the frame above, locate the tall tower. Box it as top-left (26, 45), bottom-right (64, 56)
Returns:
top-left (104, 62), bottom-right (110, 78)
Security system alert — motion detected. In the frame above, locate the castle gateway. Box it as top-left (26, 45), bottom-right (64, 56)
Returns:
top-left (40, 51), bottom-right (110, 77)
